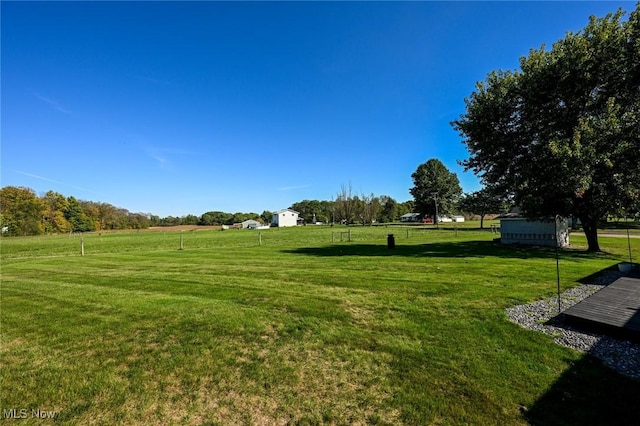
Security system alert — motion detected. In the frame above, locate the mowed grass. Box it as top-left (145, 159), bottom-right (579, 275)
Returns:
top-left (1, 225), bottom-right (639, 425)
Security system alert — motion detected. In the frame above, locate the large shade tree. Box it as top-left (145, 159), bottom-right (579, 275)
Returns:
top-left (410, 159), bottom-right (462, 224)
top-left (452, 6), bottom-right (640, 251)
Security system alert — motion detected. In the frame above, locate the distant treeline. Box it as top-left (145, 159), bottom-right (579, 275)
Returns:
top-left (147, 195), bottom-right (416, 228)
top-left (0, 186), bottom-right (416, 236)
top-left (1, 186), bottom-right (154, 236)
top-left (291, 196), bottom-right (415, 225)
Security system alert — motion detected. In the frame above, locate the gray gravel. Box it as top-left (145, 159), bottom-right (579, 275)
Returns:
top-left (506, 270), bottom-right (640, 380)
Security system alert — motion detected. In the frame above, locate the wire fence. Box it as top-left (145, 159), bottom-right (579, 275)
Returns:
top-left (0, 225), bottom-right (497, 259)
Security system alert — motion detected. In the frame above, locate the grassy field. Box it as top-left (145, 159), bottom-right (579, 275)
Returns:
top-left (1, 225), bottom-right (639, 425)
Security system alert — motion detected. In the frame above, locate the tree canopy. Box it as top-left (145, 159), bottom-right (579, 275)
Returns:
top-left (459, 188), bottom-right (510, 229)
top-left (409, 159), bottom-right (462, 223)
top-left (0, 185), bottom-right (413, 236)
top-left (452, 5), bottom-right (640, 251)
top-left (1, 186), bottom-right (152, 235)
top-left (0, 186), bottom-right (45, 236)
top-left (290, 200), bottom-right (334, 224)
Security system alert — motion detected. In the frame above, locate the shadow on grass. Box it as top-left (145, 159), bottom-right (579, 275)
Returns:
top-left (574, 264), bottom-right (636, 285)
top-left (523, 268), bottom-right (640, 423)
top-left (525, 351), bottom-right (640, 425)
top-left (284, 240), bottom-right (607, 261)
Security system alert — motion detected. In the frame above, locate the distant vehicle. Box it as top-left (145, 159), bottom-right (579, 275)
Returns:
top-left (422, 218), bottom-right (433, 223)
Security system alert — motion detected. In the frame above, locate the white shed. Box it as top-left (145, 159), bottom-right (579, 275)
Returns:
top-left (500, 217), bottom-right (569, 248)
top-left (241, 219), bottom-right (262, 229)
top-left (401, 213), bottom-right (421, 222)
top-left (272, 209), bottom-right (299, 227)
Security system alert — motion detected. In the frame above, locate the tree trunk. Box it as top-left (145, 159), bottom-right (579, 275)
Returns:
top-left (480, 214), bottom-right (485, 229)
top-left (580, 217), bottom-right (601, 252)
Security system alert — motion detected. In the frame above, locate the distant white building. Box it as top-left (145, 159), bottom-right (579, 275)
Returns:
top-left (500, 217), bottom-right (569, 248)
top-left (401, 213), bottom-right (421, 222)
top-left (452, 216), bottom-right (465, 223)
top-left (241, 219), bottom-right (262, 229)
top-left (272, 209), bottom-right (299, 227)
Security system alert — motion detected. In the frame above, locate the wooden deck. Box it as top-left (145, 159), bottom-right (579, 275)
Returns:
top-left (563, 276), bottom-right (640, 340)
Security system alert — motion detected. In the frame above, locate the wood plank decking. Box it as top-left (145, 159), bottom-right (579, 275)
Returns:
top-left (563, 276), bottom-right (640, 339)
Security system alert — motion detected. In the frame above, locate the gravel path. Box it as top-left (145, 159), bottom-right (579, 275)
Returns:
top-left (506, 271), bottom-right (640, 380)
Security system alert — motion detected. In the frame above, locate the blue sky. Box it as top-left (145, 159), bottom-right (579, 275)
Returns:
top-left (2, 1), bottom-right (634, 217)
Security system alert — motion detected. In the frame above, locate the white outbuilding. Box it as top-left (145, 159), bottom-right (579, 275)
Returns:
top-left (500, 217), bottom-right (569, 248)
top-left (271, 209), bottom-right (299, 227)
top-left (400, 213), bottom-right (421, 222)
top-left (241, 219), bottom-right (262, 229)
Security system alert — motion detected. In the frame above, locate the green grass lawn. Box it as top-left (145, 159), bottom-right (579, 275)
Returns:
top-left (1, 225), bottom-right (639, 424)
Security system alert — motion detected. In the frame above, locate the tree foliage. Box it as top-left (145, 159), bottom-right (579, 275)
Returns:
top-left (196, 211), bottom-right (260, 225)
top-left (334, 183), bottom-right (357, 224)
top-left (0, 186), bottom-right (153, 236)
top-left (396, 200), bottom-right (414, 220)
top-left (1, 184), bottom-right (420, 237)
top-left (409, 159), bottom-right (462, 223)
top-left (378, 195), bottom-right (398, 223)
top-left (199, 211), bottom-right (233, 226)
top-left (459, 188), bottom-right (510, 229)
top-left (357, 192), bottom-right (380, 226)
top-left (260, 210), bottom-right (273, 224)
top-left (0, 186), bottom-right (45, 236)
top-left (290, 200), bottom-right (334, 224)
top-left (330, 184), bottom-right (393, 225)
top-left (452, 5), bottom-right (640, 251)
top-left (42, 190), bottom-right (71, 234)
top-left (231, 212), bottom-right (261, 224)
top-left (65, 197), bottom-right (95, 232)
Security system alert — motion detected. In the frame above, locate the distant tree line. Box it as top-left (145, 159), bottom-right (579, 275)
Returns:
top-left (155, 211), bottom-right (267, 227)
top-left (0, 185), bottom-right (418, 237)
top-left (1, 180), bottom-right (513, 237)
top-left (0, 186), bottom-right (152, 236)
top-left (0, 186), bottom-right (272, 236)
top-left (291, 190), bottom-right (415, 226)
